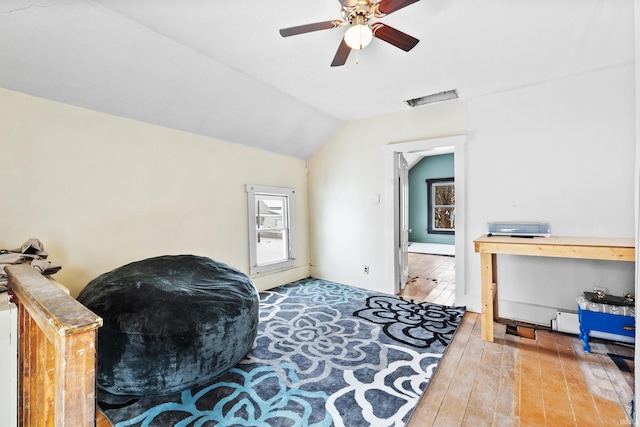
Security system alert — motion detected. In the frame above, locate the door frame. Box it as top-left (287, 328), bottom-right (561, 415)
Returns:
top-left (397, 153), bottom-right (410, 289)
top-left (385, 135), bottom-right (467, 300)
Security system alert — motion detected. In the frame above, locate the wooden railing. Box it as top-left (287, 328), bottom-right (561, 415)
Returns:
top-left (6, 264), bottom-right (103, 426)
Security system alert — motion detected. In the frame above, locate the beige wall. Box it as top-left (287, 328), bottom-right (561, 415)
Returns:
top-left (0, 88), bottom-right (310, 296)
top-left (308, 101), bottom-right (468, 294)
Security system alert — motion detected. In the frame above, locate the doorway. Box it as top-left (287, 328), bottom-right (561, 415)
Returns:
top-left (404, 152), bottom-right (456, 303)
top-left (387, 135), bottom-right (466, 306)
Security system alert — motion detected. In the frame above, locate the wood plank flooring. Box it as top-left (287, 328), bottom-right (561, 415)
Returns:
top-left (402, 252), bottom-right (456, 306)
top-left (403, 253), bottom-right (635, 427)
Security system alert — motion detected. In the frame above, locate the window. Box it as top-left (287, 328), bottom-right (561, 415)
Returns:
top-left (427, 178), bottom-right (455, 234)
top-left (246, 185), bottom-right (296, 275)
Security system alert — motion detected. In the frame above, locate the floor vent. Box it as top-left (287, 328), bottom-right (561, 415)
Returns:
top-left (506, 324), bottom-right (536, 339)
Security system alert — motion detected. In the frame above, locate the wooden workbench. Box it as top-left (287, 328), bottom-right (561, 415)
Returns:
top-left (473, 234), bottom-right (635, 342)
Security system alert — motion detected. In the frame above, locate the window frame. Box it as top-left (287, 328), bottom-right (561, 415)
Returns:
top-left (426, 177), bottom-right (455, 235)
top-left (246, 184), bottom-right (296, 276)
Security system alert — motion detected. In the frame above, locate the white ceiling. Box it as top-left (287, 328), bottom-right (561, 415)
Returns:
top-left (0, 0), bottom-right (633, 159)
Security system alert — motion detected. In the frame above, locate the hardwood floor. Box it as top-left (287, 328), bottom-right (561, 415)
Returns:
top-left (401, 252), bottom-right (456, 306)
top-left (402, 253), bottom-right (635, 426)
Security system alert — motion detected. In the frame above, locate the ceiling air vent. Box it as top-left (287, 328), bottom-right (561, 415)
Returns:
top-left (404, 89), bottom-right (459, 107)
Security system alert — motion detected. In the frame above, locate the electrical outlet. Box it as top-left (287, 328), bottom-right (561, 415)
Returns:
top-left (364, 266), bottom-right (369, 274)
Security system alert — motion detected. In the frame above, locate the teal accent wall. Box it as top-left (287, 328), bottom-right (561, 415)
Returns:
top-left (408, 153), bottom-right (455, 244)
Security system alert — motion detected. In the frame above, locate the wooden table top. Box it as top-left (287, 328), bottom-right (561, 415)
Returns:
top-left (474, 235), bottom-right (635, 248)
top-left (473, 234), bottom-right (635, 261)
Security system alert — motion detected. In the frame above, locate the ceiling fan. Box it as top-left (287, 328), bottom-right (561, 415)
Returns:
top-left (279, 0), bottom-right (421, 67)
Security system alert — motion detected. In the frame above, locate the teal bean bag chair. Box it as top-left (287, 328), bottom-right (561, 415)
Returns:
top-left (77, 255), bottom-right (259, 396)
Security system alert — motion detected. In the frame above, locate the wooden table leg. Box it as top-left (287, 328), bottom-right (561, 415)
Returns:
top-left (491, 253), bottom-right (498, 321)
top-left (480, 252), bottom-right (496, 342)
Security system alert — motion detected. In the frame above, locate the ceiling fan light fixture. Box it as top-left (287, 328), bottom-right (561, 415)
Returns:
top-left (279, 0), bottom-right (422, 66)
top-left (344, 24), bottom-right (373, 50)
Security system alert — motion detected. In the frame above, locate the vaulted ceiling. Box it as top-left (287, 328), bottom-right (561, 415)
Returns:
top-left (0, 0), bottom-right (633, 159)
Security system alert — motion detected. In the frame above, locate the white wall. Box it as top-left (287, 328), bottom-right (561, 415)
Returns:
top-left (465, 64), bottom-right (636, 323)
top-left (634, 0), bottom-right (640, 403)
top-left (0, 88), bottom-right (311, 296)
top-left (309, 63), bottom-right (635, 327)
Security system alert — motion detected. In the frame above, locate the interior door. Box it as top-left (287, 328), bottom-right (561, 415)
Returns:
top-left (398, 153), bottom-right (410, 290)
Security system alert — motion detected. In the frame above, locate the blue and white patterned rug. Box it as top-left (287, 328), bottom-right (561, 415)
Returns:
top-left (99, 278), bottom-right (465, 426)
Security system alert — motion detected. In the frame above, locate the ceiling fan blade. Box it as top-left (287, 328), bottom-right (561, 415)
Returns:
top-left (331, 39), bottom-right (351, 67)
top-left (372, 23), bottom-right (419, 52)
top-left (279, 20), bottom-right (343, 37)
top-left (377, 0), bottom-right (420, 15)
